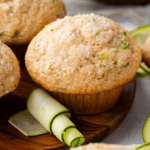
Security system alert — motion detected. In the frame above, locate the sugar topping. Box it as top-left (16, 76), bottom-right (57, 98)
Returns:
top-left (0, 0), bottom-right (66, 45)
top-left (25, 14), bottom-right (141, 94)
top-left (70, 143), bottom-right (134, 150)
top-left (0, 42), bottom-right (20, 97)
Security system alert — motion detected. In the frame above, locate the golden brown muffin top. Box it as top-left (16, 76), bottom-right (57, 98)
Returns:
top-left (0, 0), bottom-right (65, 45)
top-left (70, 143), bottom-right (134, 150)
top-left (0, 41), bottom-right (20, 98)
top-left (25, 14), bottom-right (141, 94)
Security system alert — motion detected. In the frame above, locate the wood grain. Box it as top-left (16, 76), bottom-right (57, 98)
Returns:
top-left (0, 66), bottom-right (136, 150)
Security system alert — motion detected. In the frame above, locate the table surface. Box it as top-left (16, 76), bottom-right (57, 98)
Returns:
top-left (63, 0), bottom-right (150, 146)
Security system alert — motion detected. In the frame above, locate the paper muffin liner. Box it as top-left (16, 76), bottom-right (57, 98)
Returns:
top-left (9, 44), bottom-right (28, 64)
top-left (49, 86), bottom-right (124, 115)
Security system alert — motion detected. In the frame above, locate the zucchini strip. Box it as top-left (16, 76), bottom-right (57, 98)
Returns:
top-left (27, 88), bottom-right (71, 134)
top-left (8, 109), bottom-right (48, 136)
top-left (140, 62), bottom-right (150, 74)
top-left (125, 143), bottom-right (150, 149)
top-left (9, 88), bottom-right (85, 147)
top-left (142, 114), bottom-right (150, 143)
top-left (136, 143), bottom-right (150, 150)
top-left (136, 67), bottom-right (147, 77)
top-left (63, 127), bottom-right (85, 147)
top-left (51, 114), bottom-right (76, 143)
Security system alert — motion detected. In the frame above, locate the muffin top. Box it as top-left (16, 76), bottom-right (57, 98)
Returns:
top-left (70, 143), bottom-right (133, 150)
top-left (25, 14), bottom-right (141, 94)
top-left (0, 41), bottom-right (20, 98)
top-left (141, 35), bottom-right (150, 67)
top-left (0, 0), bottom-right (65, 45)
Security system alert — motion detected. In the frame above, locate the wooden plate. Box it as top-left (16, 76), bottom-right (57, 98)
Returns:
top-left (0, 66), bottom-right (136, 150)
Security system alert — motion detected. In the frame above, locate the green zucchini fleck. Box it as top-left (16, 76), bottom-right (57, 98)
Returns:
top-left (4, 31), bottom-right (14, 36)
top-left (109, 68), bottom-right (113, 71)
top-left (60, 88), bottom-right (66, 90)
top-left (122, 31), bottom-right (127, 36)
top-left (102, 63), bottom-right (106, 67)
top-left (119, 31), bottom-right (129, 50)
top-left (99, 49), bottom-right (117, 60)
top-left (93, 18), bottom-right (96, 23)
top-left (121, 63), bottom-right (129, 68)
top-left (16, 31), bottom-right (21, 36)
top-left (0, 32), bottom-right (3, 36)
top-left (122, 43), bottom-right (129, 50)
top-left (52, 0), bottom-right (59, 3)
top-left (112, 37), bottom-right (117, 44)
top-left (96, 30), bottom-right (102, 35)
top-left (99, 31), bottom-right (129, 61)
top-left (99, 53), bottom-right (106, 60)
top-left (57, 14), bottom-right (60, 18)
top-left (101, 73), bottom-right (105, 78)
top-left (9, 6), bottom-right (13, 12)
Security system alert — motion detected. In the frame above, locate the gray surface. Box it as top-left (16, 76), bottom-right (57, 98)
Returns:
top-left (63, 0), bottom-right (150, 26)
top-left (63, 0), bottom-right (150, 145)
top-left (103, 78), bottom-right (150, 145)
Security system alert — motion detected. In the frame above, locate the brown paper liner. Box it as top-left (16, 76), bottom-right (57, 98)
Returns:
top-left (9, 44), bottom-right (28, 64)
top-left (49, 86), bottom-right (124, 115)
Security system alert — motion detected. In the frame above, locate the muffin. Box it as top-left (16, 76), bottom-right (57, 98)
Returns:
top-left (25, 14), bottom-right (141, 115)
top-left (97, 0), bottom-right (150, 5)
top-left (0, 0), bottom-right (66, 62)
top-left (0, 41), bottom-right (20, 98)
top-left (141, 35), bottom-right (150, 68)
top-left (70, 143), bottom-right (134, 150)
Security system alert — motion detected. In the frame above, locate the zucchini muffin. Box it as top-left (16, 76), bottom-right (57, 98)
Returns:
top-left (0, 41), bottom-right (20, 98)
top-left (141, 35), bottom-right (150, 67)
top-left (25, 14), bottom-right (141, 115)
top-left (0, 0), bottom-right (65, 61)
top-left (70, 143), bottom-right (134, 150)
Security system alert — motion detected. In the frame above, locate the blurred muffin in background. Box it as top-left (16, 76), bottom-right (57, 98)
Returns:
top-left (70, 143), bottom-right (134, 150)
top-left (0, 0), bottom-right (66, 62)
top-left (25, 14), bottom-right (141, 115)
top-left (96, 0), bottom-right (150, 5)
top-left (0, 41), bottom-right (20, 98)
top-left (141, 35), bottom-right (150, 67)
